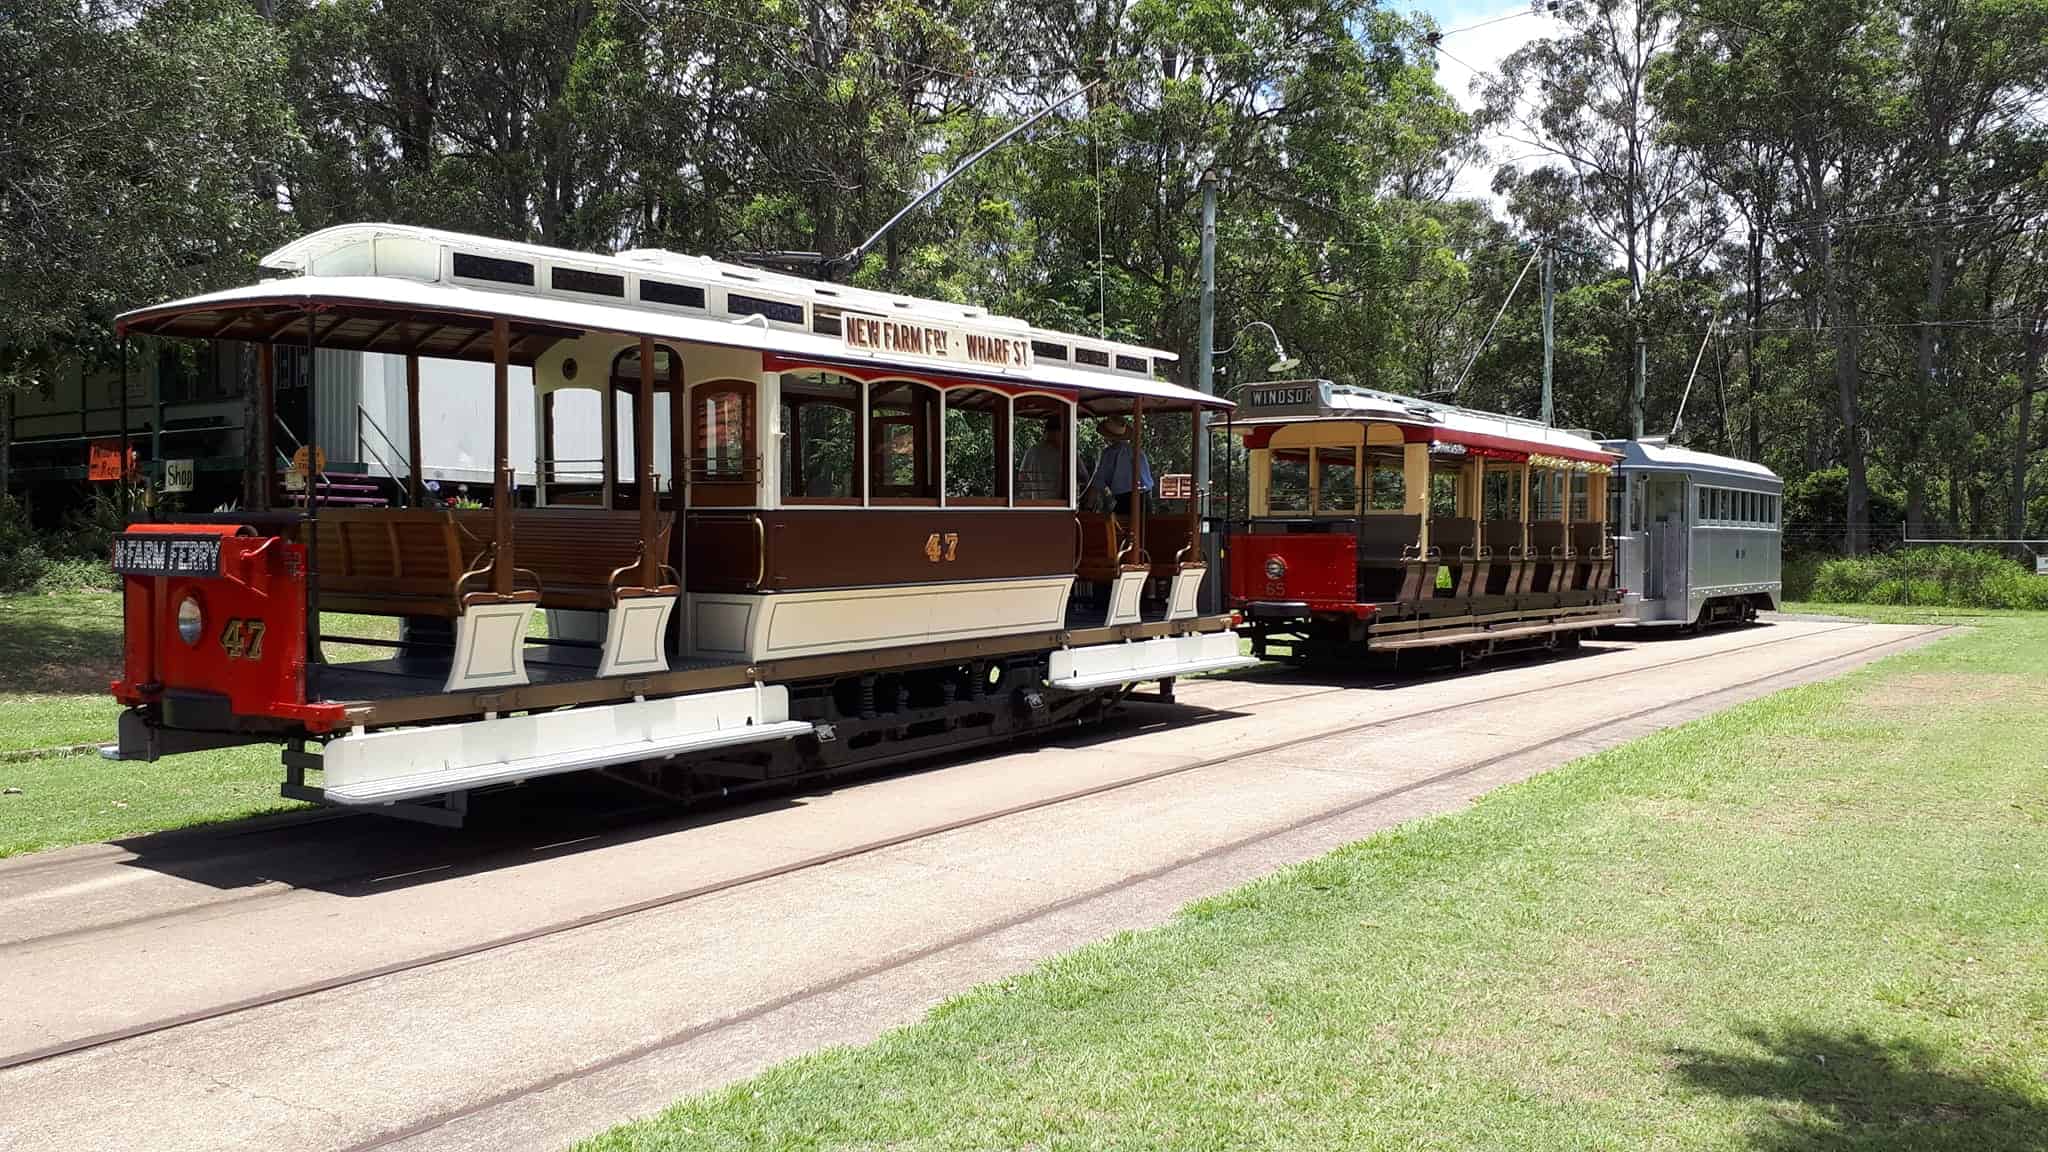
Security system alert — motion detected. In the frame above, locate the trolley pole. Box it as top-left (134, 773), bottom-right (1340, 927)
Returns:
top-left (1196, 169), bottom-right (1219, 611)
top-left (1540, 243), bottom-right (1555, 427)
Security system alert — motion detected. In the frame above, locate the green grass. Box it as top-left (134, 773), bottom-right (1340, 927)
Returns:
top-left (583, 613), bottom-right (2048, 1152)
top-left (0, 590), bottom-right (547, 856)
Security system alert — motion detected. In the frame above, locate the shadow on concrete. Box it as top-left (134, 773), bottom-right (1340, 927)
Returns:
top-left (1670, 1025), bottom-right (2048, 1151)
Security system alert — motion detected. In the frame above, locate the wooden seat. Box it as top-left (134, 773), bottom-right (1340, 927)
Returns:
top-left (1075, 511), bottom-right (1128, 584)
top-left (309, 507), bottom-right (678, 689)
top-left (1430, 517), bottom-right (1484, 597)
top-left (1355, 514), bottom-right (1428, 602)
top-left (1570, 521), bottom-right (1611, 590)
top-left (1482, 519), bottom-right (1526, 595)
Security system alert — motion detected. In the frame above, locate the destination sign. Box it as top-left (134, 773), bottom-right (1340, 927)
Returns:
top-left (1241, 380), bottom-right (1332, 412)
top-left (112, 533), bottom-right (221, 578)
top-left (841, 312), bottom-right (1033, 370)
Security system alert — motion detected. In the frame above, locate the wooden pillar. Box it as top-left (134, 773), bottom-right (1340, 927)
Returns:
top-left (1186, 406), bottom-right (1200, 561)
top-left (1130, 399), bottom-right (1144, 563)
top-left (600, 350), bottom-right (617, 510)
top-left (1518, 462), bottom-right (1531, 552)
top-left (405, 351), bottom-right (423, 506)
top-left (637, 336), bottom-right (657, 586)
top-left (255, 342), bottom-right (275, 511)
top-left (1402, 441), bottom-right (1429, 553)
top-left (492, 318), bottom-right (513, 597)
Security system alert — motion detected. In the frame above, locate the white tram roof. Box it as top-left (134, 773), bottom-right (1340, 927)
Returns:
top-left (117, 223), bottom-right (1222, 410)
top-left (1601, 438), bottom-right (1782, 487)
top-left (1231, 379), bottom-right (1615, 462)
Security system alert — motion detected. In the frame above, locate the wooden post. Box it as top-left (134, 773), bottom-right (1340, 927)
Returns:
top-left (1518, 462), bottom-right (1531, 553)
top-left (118, 337), bottom-right (131, 520)
top-left (492, 318), bottom-right (513, 597)
top-left (405, 351), bottom-right (423, 506)
top-left (1130, 399), bottom-right (1144, 563)
top-left (1186, 405), bottom-right (1200, 563)
top-left (1402, 441), bottom-right (1428, 554)
top-left (600, 349), bottom-right (617, 511)
top-left (254, 342), bottom-right (275, 510)
top-left (637, 337), bottom-right (657, 586)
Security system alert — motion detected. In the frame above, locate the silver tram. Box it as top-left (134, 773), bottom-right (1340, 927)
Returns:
top-left (1603, 438), bottom-right (1783, 627)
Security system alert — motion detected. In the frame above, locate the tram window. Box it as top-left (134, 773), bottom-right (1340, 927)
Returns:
top-left (1316, 447), bottom-right (1359, 514)
top-left (1608, 475), bottom-right (1627, 530)
top-left (1366, 451), bottom-right (1406, 511)
top-left (1483, 465), bottom-right (1521, 521)
top-left (1429, 468), bottom-right (1463, 518)
top-left (780, 373), bottom-right (859, 501)
top-left (1699, 487), bottom-right (1711, 520)
top-left (1570, 472), bottom-right (1590, 521)
top-left (1013, 397), bottom-right (1071, 504)
top-left (1534, 469), bottom-right (1564, 519)
top-left (944, 388), bottom-right (1007, 504)
top-left (1269, 449), bottom-right (1312, 514)
top-left (693, 383), bottom-right (753, 481)
top-left (869, 381), bottom-right (939, 500)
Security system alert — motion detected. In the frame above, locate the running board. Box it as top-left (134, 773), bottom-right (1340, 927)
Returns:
top-left (316, 684), bottom-right (809, 806)
top-left (1368, 613), bottom-right (1620, 652)
top-left (1047, 631), bottom-right (1256, 691)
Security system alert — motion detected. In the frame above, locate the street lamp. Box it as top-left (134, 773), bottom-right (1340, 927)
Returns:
top-left (1214, 321), bottom-right (1301, 380)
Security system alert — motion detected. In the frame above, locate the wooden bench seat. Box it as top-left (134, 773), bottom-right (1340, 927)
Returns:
top-left (308, 507), bottom-right (678, 689)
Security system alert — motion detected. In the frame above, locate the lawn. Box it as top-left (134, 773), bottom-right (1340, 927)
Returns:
top-left (583, 613), bottom-right (2048, 1151)
top-left (0, 590), bottom-right (494, 857)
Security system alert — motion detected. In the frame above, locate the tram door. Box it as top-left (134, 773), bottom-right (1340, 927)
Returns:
top-left (1643, 476), bottom-right (1686, 606)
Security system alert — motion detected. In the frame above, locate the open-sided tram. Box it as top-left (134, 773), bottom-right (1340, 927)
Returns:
top-left (1223, 380), bottom-right (1626, 662)
top-left (105, 224), bottom-right (1253, 822)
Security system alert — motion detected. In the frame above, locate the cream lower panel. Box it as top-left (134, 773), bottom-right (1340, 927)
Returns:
top-left (688, 575), bottom-right (1076, 662)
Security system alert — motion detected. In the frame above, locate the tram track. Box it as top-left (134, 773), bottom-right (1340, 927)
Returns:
top-left (339, 621), bottom-right (1950, 1152)
top-left (0, 618), bottom-right (1898, 1075)
top-left (0, 623), bottom-right (1833, 959)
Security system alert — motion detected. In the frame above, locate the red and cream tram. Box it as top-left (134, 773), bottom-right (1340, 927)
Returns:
top-left (1224, 379), bottom-right (1624, 661)
top-left (105, 224), bottom-right (1251, 821)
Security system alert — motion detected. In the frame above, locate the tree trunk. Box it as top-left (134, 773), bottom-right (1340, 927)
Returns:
top-left (1745, 217), bottom-right (1764, 461)
top-left (1827, 222), bottom-right (1868, 554)
top-left (0, 388), bottom-right (12, 500)
top-left (2014, 319), bottom-right (2045, 548)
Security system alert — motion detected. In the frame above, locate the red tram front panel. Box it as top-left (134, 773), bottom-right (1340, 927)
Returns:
top-left (1227, 533), bottom-right (1365, 614)
top-left (111, 524), bottom-right (343, 730)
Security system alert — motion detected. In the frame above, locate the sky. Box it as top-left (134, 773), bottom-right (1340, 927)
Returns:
top-left (1402, 0), bottom-right (1561, 201)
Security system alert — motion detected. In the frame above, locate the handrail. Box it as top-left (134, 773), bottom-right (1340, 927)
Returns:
top-left (748, 514), bottom-right (766, 590)
top-left (355, 404), bottom-right (413, 503)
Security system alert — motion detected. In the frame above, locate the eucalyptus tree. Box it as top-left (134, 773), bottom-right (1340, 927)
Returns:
top-left (1482, 0), bottom-right (1721, 438)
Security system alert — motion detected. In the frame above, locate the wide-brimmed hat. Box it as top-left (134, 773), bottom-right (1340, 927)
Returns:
top-left (1099, 415), bottom-right (1132, 439)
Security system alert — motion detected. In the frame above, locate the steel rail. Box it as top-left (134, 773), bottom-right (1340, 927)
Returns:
top-left (338, 622), bottom-right (1951, 1152)
top-left (0, 621), bottom-right (1895, 1073)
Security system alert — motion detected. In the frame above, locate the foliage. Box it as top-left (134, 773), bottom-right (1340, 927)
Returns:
top-left (1810, 545), bottom-right (2048, 608)
top-left (0, 493), bottom-right (121, 593)
top-left (5, 0), bottom-right (2048, 561)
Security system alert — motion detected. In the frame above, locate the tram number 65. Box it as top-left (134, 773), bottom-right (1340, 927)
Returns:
top-left (923, 532), bottom-right (960, 563)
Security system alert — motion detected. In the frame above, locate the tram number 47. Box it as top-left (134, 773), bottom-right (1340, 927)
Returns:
top-left (923, 532), bottom-right (961, 563)
top-left (219, 619), bottom-right (267, 661)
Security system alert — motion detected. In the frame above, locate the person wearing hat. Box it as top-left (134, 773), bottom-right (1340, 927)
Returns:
top-left (1083, 414), bottom-right (1153, 520)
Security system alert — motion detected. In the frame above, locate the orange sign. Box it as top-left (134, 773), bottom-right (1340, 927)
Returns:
top-left (87, 440), bottom-right (135, 482)
top-left (289, 445), bottom-right (327, 476)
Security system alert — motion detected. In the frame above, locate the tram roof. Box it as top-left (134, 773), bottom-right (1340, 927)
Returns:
top-left (1601, 438), bottom-right (1782, 485)
top-left (116, 223), bottom-right (1223, 410)
top-left (1229, 379), bottom-right (1616, 462)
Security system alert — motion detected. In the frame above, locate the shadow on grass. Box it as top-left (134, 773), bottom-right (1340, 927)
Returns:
top-left (1672, 1026), bottom-right (2048, 1151)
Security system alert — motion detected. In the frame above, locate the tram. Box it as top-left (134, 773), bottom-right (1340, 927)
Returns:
top-left (1223, 380), bottom-right (1626, 661)
top-left (1604, 438), bottom-right (1782, 627)
top-left (104, 224), bottom-right (1253, 822)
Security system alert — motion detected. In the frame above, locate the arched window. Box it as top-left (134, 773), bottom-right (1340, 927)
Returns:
top-left (1012, 396), bottom-right (1072, 505)
top-left (690, 379), bottom-right (757, 507)
top-left (609, 345), bottom-right (680, 505)
top-left (868, 380), bottom-right (939, 502)
top-left (943, 387), bottom-right (1008, 505)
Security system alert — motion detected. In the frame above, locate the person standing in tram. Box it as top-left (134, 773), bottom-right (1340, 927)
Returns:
top-left (1016, 414), bottom-right (1075, 500)
top-left (1084, 414), bottom-right (1152, 520)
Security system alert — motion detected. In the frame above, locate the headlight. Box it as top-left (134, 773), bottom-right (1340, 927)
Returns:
top-left (1264, 555), bottom-right (1288, 580)
top-left (177, 595), bottom-right (203, 646)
